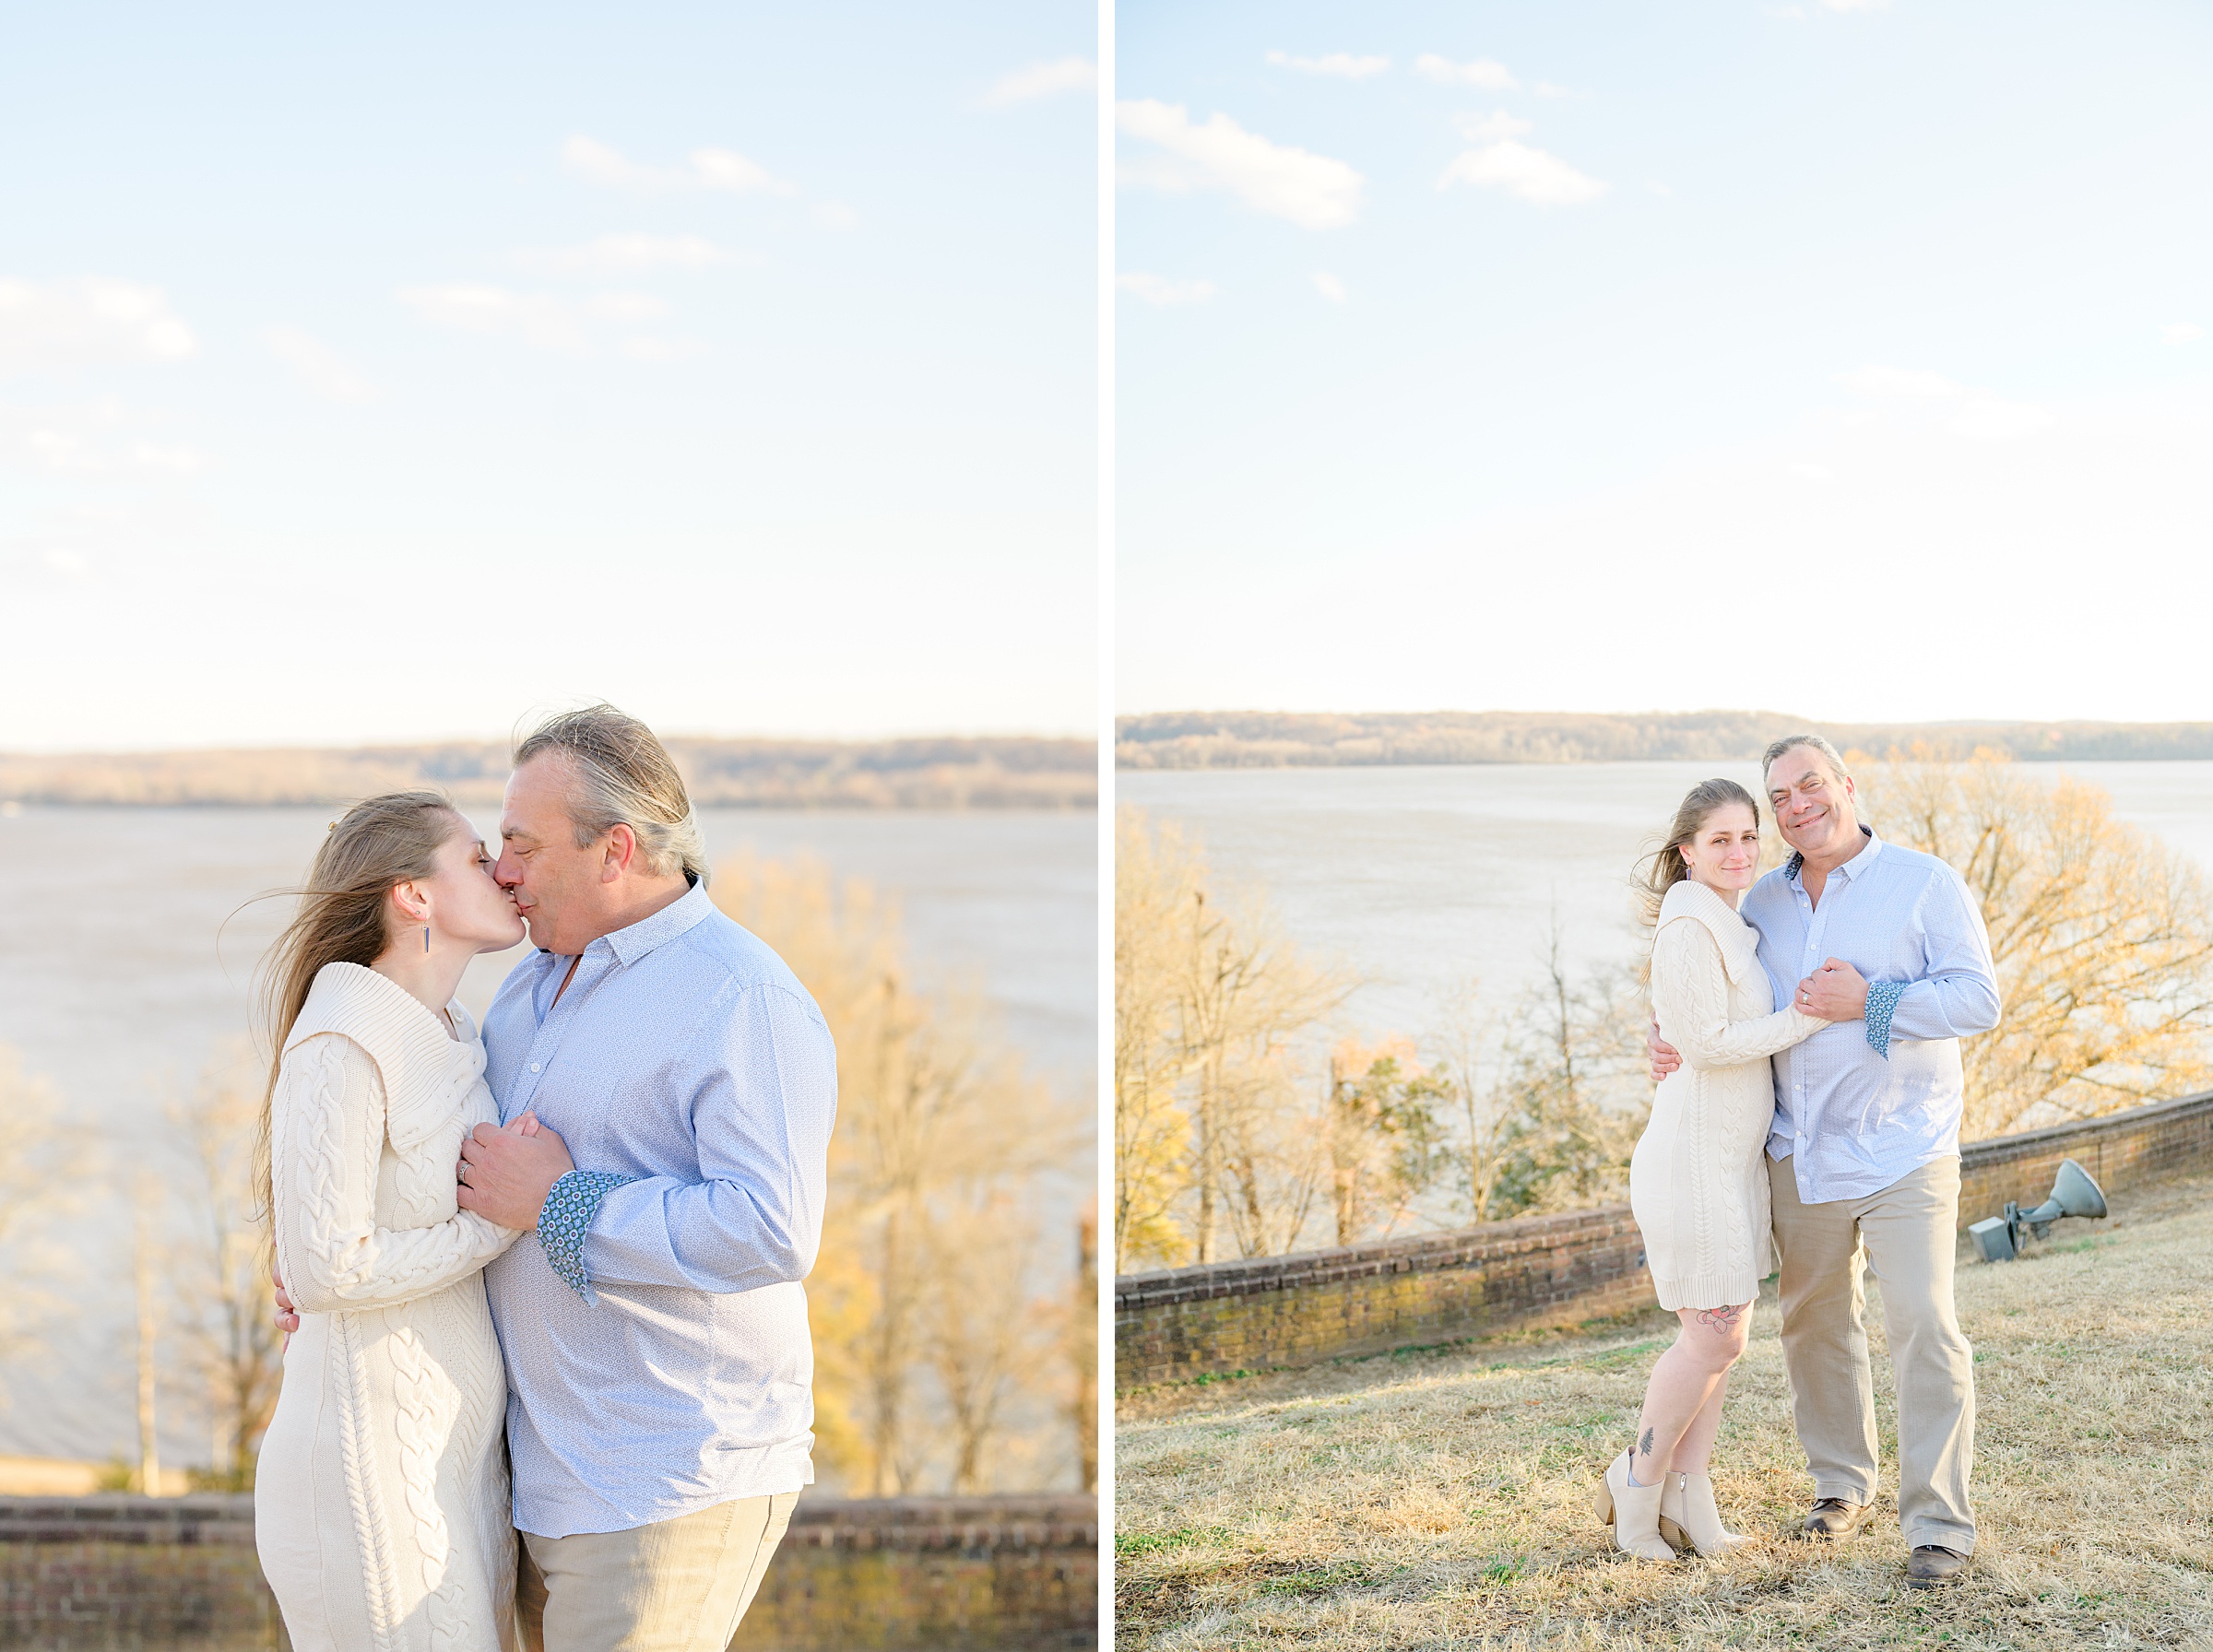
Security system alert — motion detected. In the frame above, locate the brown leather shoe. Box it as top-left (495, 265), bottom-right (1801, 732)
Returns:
top-left (1801, 1497), bottom-right (1876, 1540)
top-left (1906, 1546), bottom-right (1969, 1588)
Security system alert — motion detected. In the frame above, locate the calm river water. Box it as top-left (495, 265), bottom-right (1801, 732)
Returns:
top-left (1120, 760), bottom-right (2213, 1056)
top-left (0, 805), bottom-right (1095, 1465)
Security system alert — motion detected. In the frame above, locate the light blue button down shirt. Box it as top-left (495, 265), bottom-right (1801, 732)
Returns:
top-left (480, 880), bottom-right (838, 1538)
top-left (1741, 829), bottom-right (2001, 1204)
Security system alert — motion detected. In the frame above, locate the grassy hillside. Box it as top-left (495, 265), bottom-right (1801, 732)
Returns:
top-left (1116, 1170), bottom-right (2213, 1649)
top-left (0, 735), bottom-right (1095, 808)
top-left (1117, 710), bottom-right (2213, 771)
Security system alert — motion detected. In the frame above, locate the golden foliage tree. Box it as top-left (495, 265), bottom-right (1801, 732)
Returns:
top-left (711, 854), bottom-right (1088, 1495)
top-left (1855, 749), bottom-right (2213, 1137)
top-left (1114, 808), bottom-right (1350, 1268)
top-left (1113, 810), bottom-right (1199, 1269)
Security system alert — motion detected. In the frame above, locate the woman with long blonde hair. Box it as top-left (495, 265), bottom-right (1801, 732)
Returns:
top-left (254, 792), bottom-right (568, 1651)
top-left (1592, 778), bottom-right (1863, 1561)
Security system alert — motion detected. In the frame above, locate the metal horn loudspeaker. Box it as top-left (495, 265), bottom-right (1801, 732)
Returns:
top-left (1968, 1157), bottom-right (2108, 1263)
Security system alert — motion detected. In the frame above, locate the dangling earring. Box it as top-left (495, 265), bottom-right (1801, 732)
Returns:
top-left (424, 925), bottom-right (431, 953)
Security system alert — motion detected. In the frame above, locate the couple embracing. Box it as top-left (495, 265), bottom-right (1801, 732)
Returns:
top-left (252, 705), bottom-right (837, 1651)
top-left (1594, 735), bottom-right (2000, 1591)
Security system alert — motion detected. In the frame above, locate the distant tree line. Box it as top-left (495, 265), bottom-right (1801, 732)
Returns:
top-left (1114, 751), bottom-right (2213, 1274)
top-left (1117, 710), bottom-right (2213, 771)
top-left (0, 737), bottom-right (1095, 809)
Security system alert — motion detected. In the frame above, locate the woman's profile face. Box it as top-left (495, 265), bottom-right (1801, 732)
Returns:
top-left (1678, 802), bottom-right (1760, 893)
top-left (415, 822), bottom-right (527, 952)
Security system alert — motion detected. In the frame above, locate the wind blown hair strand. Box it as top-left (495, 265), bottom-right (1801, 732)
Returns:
top-left (251, 790), bottom-right (465, 1237)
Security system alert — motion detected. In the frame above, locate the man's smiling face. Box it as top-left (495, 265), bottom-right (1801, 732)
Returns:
top-left (1767, 744), bottom-right (1861, 863)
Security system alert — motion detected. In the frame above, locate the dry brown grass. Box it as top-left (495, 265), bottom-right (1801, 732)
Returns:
top-left (1115, 1170), bottom-right (2213, 1649)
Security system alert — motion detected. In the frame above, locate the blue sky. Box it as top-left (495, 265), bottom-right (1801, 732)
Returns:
top-left (0, 4), bottom-right (1095, 749)
top-left (1117, 0), bottom-right (2213, 722)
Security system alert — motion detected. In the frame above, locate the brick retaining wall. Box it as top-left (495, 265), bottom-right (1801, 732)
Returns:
top-left (0, 1494), bottom-right (1096, 1651)
top-left (1116, 1089), bottom-right (2213, 1390)
top-left (1953, 1090), bottom-right (2213, 1233)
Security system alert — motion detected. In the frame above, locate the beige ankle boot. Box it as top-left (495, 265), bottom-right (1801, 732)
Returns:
top-left (1659, 1469), bottom-right (1747, 1557)
top-left (1591, 1449), bottom-right (1677, 1560)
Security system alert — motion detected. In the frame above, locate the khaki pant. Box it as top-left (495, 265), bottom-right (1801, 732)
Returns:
top-left (516, 1493), bottom-right (799, 1652)
top-left (1769, 1154), bottom-right (1976, 1552)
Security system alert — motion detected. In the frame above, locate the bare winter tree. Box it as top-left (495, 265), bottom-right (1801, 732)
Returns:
top-left (1480, 920), bottom-right (1650, 1220)
top-left (1855, 749), bottom-right (2213, 1136)
top-left (1425, 980), bottom-right (1520, 1225)
top-left (924, 1196), bottom-right (1050, 1493)
top-left (0, 1048), bottom-right (95, 1377)
top-left (1063, 1207), bottom-right (1096, 1493)
top-left (165, 1046), bottom-right (285, 1488)
top-left (1114, 810), bottom-right (1201, 1269)
top-left (1115, 808), bottom-right (1352, 1266)
top-left (712, 854), bottom-right (1087, 1496)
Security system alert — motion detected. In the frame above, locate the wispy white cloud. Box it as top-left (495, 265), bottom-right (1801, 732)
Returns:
top-left (810, 203), bottom-right (860, 231)
top-left (562, 136), bottom-right (670, 191)
top-left (128, 442), bottom-right (203, 476)
top-left (1118, 272), bottom-right (1218, 306)
top-left (1438, 116), bottom-right (1605, 206)
top-left (691, 148), bottom-right (794, 195)
top-left (618, 335), bottom-right (702, 363)
top-left (0, 277), bottom-right (196, 372)
top-left (1312, 272), bottom-right (1348, 303)
top-left (2163, 322), bottom-right (2204, 346)
top-left (400, 284), bottom-right (586, 351)
top-left (982, 57), bottom-right (1096, 105)
top-left (1455, 112), bottom-right (1533, 143)
top-left (1117, 100), bottom-right (1365, 230)
top-left (1839, 363), bottom-right (2055, 440)
top-left (1838, 364), bottom-right (1960, 398)
top-left (396, 284), bottom-right (672, 355)
top-left (264, 325), bottom-right (373, 402)
top-left (1947, 399), bottom-right (2054, 441)
top-left (584, 292), bottom-right (669, 325)
top-left (1265, 50), bottom-right (1389, 79)
top-left (562, 136), bottom-right (798, 197)
top-left (0, 401), bottom-right (205, 478)
top-left (518, 234), bottom-right (752, 275)
top-left (1820, 0), bottom-right (1891, 11)
top-left (1414, 53), bottom-right (1518, 89)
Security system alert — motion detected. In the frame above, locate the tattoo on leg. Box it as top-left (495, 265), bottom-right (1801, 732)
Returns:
top-left (1639, 1426), bottom-right (1654, 1461)
top-left (1696, 1303), bottom-right (1746, 1333)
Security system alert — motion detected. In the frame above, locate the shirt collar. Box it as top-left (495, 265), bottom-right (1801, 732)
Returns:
top-left (1784, 824), bottom-right (1880, 883)
top-left (546, 877), bottom-right (715, 969)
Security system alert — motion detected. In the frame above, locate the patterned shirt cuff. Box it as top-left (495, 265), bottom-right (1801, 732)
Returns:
top-left (538, 1170), bottom-right (636, 1300)
top-left (1864, 980), bottom-right (1907, 1059)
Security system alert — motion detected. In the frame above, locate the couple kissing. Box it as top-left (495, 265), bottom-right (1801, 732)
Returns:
top-left (254, 705), bottom-right (836, 1651)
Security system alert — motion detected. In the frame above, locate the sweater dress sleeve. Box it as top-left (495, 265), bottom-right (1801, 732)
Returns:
top-left (1651, 916), bottom-right (1826, 1072)
top-left (271, 1033), bottom-right (520, 1316)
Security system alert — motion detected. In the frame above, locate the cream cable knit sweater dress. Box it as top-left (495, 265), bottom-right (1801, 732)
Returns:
top-left (1629, 879), bottom-right (1824, 1312)
top-left (255, 962), bottom-right (522, 1652)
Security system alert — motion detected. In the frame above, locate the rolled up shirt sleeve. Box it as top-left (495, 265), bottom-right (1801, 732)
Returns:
top-left (576, 983), bottom-right (837, 1295)
top-left (1885, 868), bottom-right (2002, 1044)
